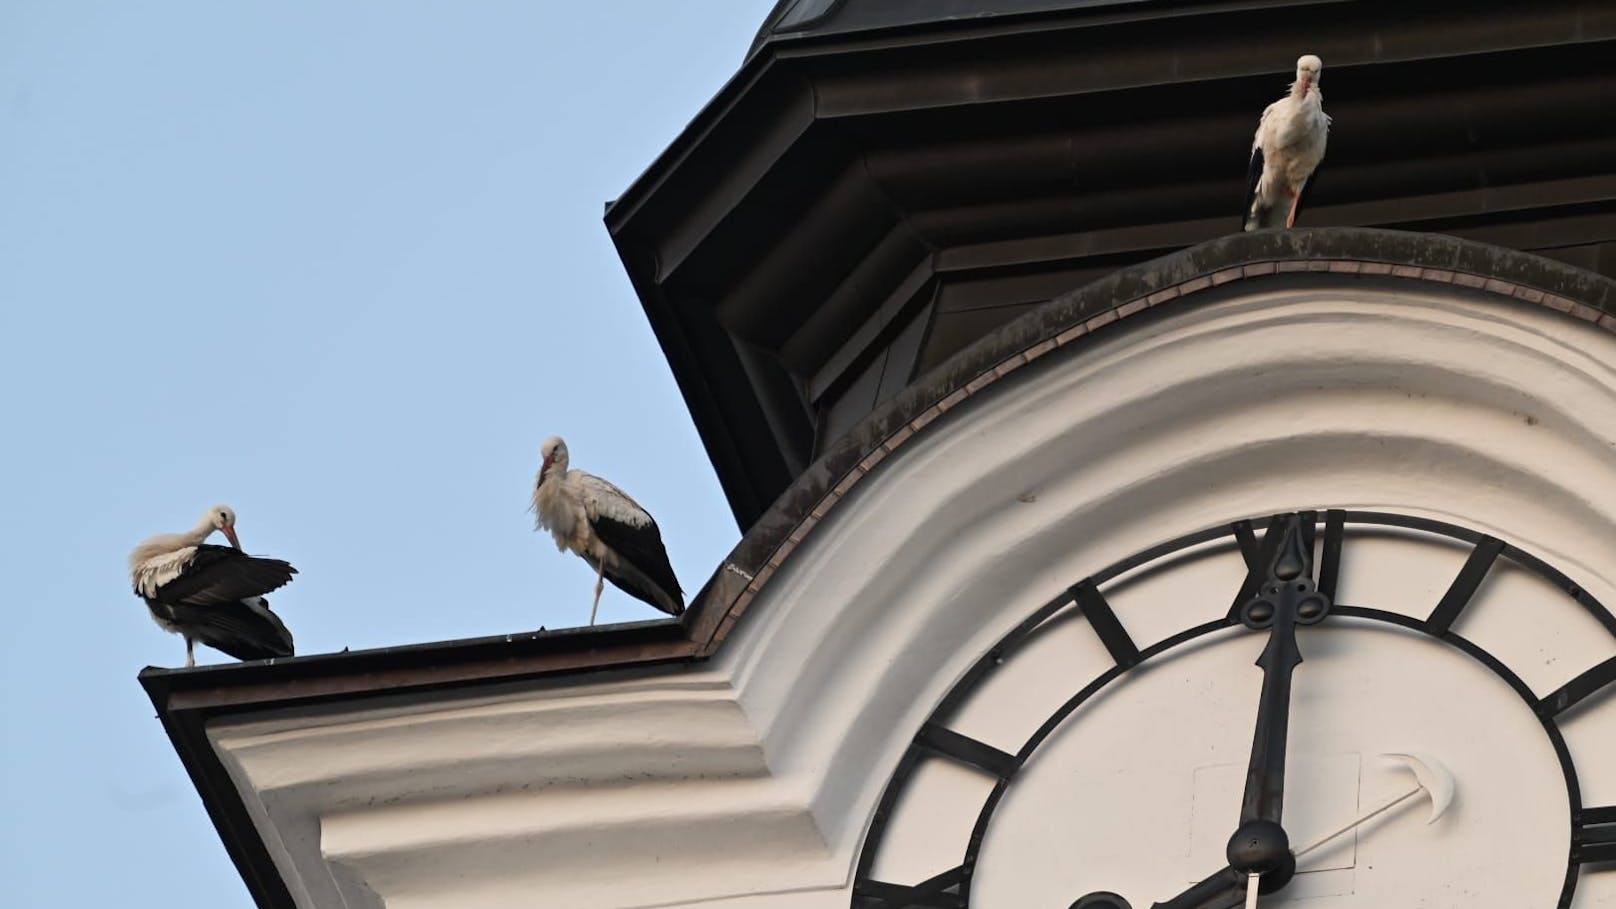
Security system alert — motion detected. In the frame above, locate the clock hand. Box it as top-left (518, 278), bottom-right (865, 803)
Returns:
top-left (1144, 854), bottom-right (1291, 909)
top-left (1225, 514), bottom-right (1331, 889)
top-left (1073, 866), bottom-right (1250, 909)
top-left (1073, 865), bottom-right (1255, 909)
top-left (1086, 516), bottom-right (1338, 909)
top-left (1143, 866), bottom-right (1244, 909)
top-left (1140, 753), bottom-right (1448, 909)
top-left (1293, 753), bottom-right (1455, 861)
top-left (1071, 893), bottom-right (1134, 909)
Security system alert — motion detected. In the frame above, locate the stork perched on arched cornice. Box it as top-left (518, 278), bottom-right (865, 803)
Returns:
top-left (1243, 54), bottom-right (1330, 231)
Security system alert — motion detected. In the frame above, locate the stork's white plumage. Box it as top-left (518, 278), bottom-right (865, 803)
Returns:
top-left (130, 505), bottom-right (296, 666)
top-left (1243, 54), bottom-right (1330, 231)
top-left (531, 436), bottom-right (684, 625)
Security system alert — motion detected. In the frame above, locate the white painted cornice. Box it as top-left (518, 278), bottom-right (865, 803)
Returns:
top-left (209, 281), bottom-right (1616, 908)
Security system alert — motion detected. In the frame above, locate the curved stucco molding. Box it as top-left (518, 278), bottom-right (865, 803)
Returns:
top-left (715, 278), bottom-right (1616, 896)
top-left (211, 673), bottom-right (814, 909)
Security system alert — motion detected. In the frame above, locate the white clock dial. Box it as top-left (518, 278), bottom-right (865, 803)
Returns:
top-left (854, 512), bottom-right (1616, 909)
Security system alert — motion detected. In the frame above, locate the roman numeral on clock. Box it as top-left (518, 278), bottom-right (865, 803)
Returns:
top-left (1228, 514), bottom-right (1288, 619)
top-left (1072, 580), bottom-right (1140, 668)
top-left (1317, 509), bottom-right (1344, 601)
top-left (854, 864), bottom-right (967, 908)
top-left (1538, 655), bottom-right (1616, 719)
top-left (1426, 535), bottom-right (1504, 635)
top-left (1574, 806), bottom-right (1616, 865)
top-left (1227, 512), bottom-right (1319, 621)
top-left (914, 724), bottom-right (1019, 780)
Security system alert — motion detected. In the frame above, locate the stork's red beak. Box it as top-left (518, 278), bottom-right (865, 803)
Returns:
top-left (223, 525), bottom-right (243, 550)
top-left (540, 454), bottom-right (554, 479)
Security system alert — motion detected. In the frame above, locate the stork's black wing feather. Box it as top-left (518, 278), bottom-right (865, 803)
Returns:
top-left (591, 512), bottom-right (684, 616)
top-left (149, 596), bottom-right (295, 661)
top-left (155, 544), bottom-right (297, 606)
top-left (1241, 145), bottom-right (1265, 230)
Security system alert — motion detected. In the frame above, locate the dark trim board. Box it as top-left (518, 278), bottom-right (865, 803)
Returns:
top-left (146, 689), bottom-right (297, 909)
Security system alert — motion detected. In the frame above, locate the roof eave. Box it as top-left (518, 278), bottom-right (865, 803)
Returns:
top-left (140, 618), bottom-right (700, 909)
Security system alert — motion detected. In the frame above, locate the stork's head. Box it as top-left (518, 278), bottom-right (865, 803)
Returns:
top-left (538, 436), bottom-right (569, 484)
top-left (1295, 54), bottom-right (1323, 91)
top-left (205, 504), bottom-right (242, 549)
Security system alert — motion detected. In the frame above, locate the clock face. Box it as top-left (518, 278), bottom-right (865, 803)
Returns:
top-left (852, 511), bottom-right (1616, 909)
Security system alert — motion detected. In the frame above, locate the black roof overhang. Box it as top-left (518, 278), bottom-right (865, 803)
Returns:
top-left (147, 227), bottom-right (1616, 909)
top-left (604, 0), bottom-right (1616, 531)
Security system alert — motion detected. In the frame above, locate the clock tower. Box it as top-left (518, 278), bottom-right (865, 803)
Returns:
top-left (144, 3), bottom-right (1616, 908)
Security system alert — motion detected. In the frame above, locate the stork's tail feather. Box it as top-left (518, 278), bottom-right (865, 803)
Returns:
top-left (162, 596), bottom-right (295, 662)
top-left (208, 602), bottom-right (295, 661)
top-left (1243, 199), bottom-right (1286, 232)
top-left (604, 564), bottom-right (685, 619)
top-left (215, 637), bottom-right (295, 662)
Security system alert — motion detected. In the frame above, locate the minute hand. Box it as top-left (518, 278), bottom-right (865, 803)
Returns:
top-left (1223, 515), bottom-right (1331, 891)
top-left (1236, 515), bottom-right (1329, 825)
top-left (1241, 592), bottom-right (1303, 824)
top-left (1151, 517), bottom-right (1332, 909)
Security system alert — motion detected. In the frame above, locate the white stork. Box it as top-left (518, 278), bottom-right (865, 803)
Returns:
top-left (129, 505), bottom-right (296, 666)
top-left (1243, 54), bottom-right (1330, 231)
top-left (531, 436), bottom-right (684, 625)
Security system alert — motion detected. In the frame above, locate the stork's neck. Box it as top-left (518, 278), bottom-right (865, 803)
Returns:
top-left (540, 463), bottom-right (569, 488)
top-left (533, 466), bottom-right (568, 512)
top-left (1290, 77), bottom-right (1313, 100)
top-left (185, 515), bottom-right (219, 545)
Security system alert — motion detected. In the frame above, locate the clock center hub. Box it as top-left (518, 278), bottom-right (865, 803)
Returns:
top-left (1226, 819), bottom-right (1289, 873)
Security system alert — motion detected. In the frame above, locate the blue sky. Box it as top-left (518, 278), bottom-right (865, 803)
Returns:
top-left (0, 3), bottom-right (775, 905)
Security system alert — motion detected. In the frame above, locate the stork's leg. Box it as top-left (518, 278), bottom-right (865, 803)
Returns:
top-left (590, 561), bottom-right (606, 626)
top-left (185, 637), bottom-right (196, 668)
top-left (1285, 191), bottom-right (1301, 228)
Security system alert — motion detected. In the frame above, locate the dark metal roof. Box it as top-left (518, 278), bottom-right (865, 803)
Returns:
top-left (144, 227), bottom-right (1616, 909)
top-left (609, 0), bottom-right (1616, 531)
top-left (748, 0), bottom-right (1166, 58)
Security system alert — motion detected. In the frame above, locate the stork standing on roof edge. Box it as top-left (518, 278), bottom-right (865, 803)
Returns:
top-left (130, 505), bottom-right (297, 667)
top-left (531, 437), bottom-right (684, 625)
top-left (1243, 54), bottom-right (1330, 232)
top-left (532, 435), bottom-right (684, 625)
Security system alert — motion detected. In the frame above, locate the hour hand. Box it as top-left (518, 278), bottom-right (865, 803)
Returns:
top-left (1070, 873), bottom-right (1247, 909)
top-left (1145, 866), bottom-right (1245, 909)
top-left (1145, 850), bottom-right (1297, 909)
